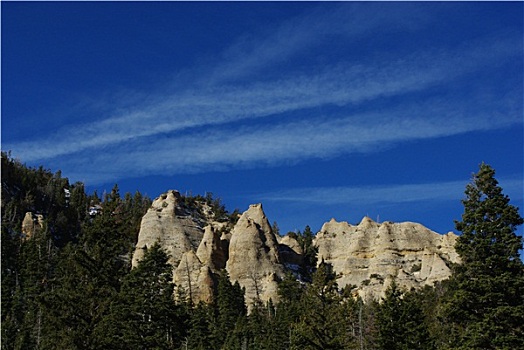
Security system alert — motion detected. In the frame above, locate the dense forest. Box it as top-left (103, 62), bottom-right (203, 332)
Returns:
top-left (2, 151), bottom-right (523, 350)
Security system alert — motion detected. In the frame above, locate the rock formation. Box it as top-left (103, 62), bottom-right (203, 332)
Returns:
top-left (226, 204), bottom-right (286, 307)
top-left (172, 224), bottom-right (230, 303)
top-left (132, 190), bottom-right (460, 307)
top-left (277, 234), bottom-right (303, 268)
top-left (132, 190), bottom-right (213, 268)
top-left (132, 190), bottom-right (229, 304)
top-left (196, 225), bottom-right (228, 270)
top-left (173, 250), bottom-right (216, 304)
top-left (314, 217), bottom-right (460, 300)
top-left (21, 212), bottom-right (44, 240)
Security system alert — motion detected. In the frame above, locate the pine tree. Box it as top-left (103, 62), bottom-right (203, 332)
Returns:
top-left (269, 273), bottom-right (304, 350)
top-left (95, 242), bottom-right (184, 349)
top-left (186, 302), bottom-right (215, 350)
top-left (213, 270), bottom-right (247, 348)
top-left (36, 242), bottom-right (112, 349)
top-left (376, 282), bottom-right (433, 350)
top-left (291, 261), bottom-right (356, 350)
top-left (443, 163), bottom-right (524, 349)
top-left (296, 226), bottom-right (318, 282)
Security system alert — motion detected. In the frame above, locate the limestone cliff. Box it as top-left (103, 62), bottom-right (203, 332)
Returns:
top-left (226, 203), bottom-right (286, 307)
top-left (314, 217), bottom-right (460, 300)
top-left (132, 190), bottom-right (232, 304)
top-left (21, 212), bottom-right (44, 240)
top-left (132, 190), bottom-right (216, 268)
top-left (132, 190), bottom-right (460, 306)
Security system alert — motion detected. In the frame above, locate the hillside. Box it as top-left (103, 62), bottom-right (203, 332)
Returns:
top-left (2, 153), bottom-right (523, 349)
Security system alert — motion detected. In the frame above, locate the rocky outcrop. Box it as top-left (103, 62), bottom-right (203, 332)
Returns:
top-left (278, 234), bottom-right (303, 267)
top-left (132, 190), bottom-right (460, 307)
top-left (226, 204), bottom-right (286, 307)
top-left (132, 190), bottom-right (211, 268)
top-left (132, 190), bottom-right (231, 304)
top-left (196, 225), bottom-right (228, 270)
top-left (21, 212), bottom-right (44, 240)
top-left (173, 224), bottom-right (229, 304)
top-left (314, 217), bottom-right (459, 301)
top-left (173, 250), bottom-right (216, 304)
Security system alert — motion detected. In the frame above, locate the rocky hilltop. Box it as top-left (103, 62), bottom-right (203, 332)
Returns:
top-left (132, 190), bottom-right (215, 268)
top-left (132, 190), bottom-right (228, 303)
top-left (315, 217), bottom-right (460, 300)
top-left (226, 204), bottom-right (286, 306)
top-left (132, 190), bottom-right (460, 306)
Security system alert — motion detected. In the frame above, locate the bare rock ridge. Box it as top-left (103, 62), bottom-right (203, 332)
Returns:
top-left (315, 217), bottom-right (460, 300)
top-left (22, 211), bottom-right (44, 240)
top-left (132, 190), bottom-right (228, 304)
top-left (132, 190), bottom-right (460, 306)
top-left (226, 203), bottom-right (286, 306)
top-left (132, 190), bottom-right (216, 268)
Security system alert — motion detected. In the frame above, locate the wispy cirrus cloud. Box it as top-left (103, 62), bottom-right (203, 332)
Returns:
top-left (6, 32), bottom-right (521, 165)
top-left (4, 3), bottom-right (522, 189)
top-left (56, 90), bottom-right (521, 185)
top-left (257, 177), bottom-right (524, 206)
top-left (204, 2), bottom-right (433, 84)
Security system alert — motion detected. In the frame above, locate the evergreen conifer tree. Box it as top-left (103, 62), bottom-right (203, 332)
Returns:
top-left (291, 261), bottom-right (356, 350)
top-left (443, 163), bottom-right (524, 349)
top-left (376, 282), bottom-right (433, 350)
top-left (95, 243), bottom-right (183, 349)
top-left (213, 270), bottom-right (247, 348)
top-left (186, 302), bottom-right (215, 350)
top-left (296, 226), bottom-right (318, 281)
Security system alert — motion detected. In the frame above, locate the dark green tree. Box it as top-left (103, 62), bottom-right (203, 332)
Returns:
top-left (186, 302), bottom-right (215, 350)
top-left (80, 184), bottom-right (133, 286)
top-left (1, 222), bottom-right (57, 350)
top-left (95, 243), bottom-right (184, 349)
top-left (376, 282), bottom-right (433, 350)
top-left (263, 272), bottom-right (305, 350)
top-left (296, 226), bottom-right (318, 282)
top-left (291, 261), bottom-right (356, 350)
top-left (1, 225), bottom-right (20, 349)
top-left (38, 244), bottom-right (112, 349)
top-left (443, 163), bottom-right (524, 349)
top-left (213, 270), bottom-right (247, 348)
top-left (409, 282), bottom-right (450, 349)
top-left (277, 271), bottom-right (304, 316)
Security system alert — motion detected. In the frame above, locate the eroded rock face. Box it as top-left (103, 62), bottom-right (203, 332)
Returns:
top-left (196, 225), bottom-right (228, 270)
top-left (132, 190), bottom-right (232, 304)
top-left (173, 250), bottom-right (216, 304)
top-left (278, 234), bottom-right (303, 267)
top-left (21, 212), bottom-right (44, 240)
top-left (132, 190), bottom-right (460, 307)
top-left (226, 204), bottom-right (286, 307)
top-left (173, 224), bottom-right (230, 304)
top-left (132, 190), bottom-right (209, 268)
top-left (315, 217), bottom-right (459, 301)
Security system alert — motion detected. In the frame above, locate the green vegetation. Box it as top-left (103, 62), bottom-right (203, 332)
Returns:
top-left (2, 153), bottom-right (523, 349)
top-left (440, 163), bottom-right (524, 349)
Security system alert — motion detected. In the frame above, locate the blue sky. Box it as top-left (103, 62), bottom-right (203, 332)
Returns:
top-left (2, 2), bottom-right (523, 237)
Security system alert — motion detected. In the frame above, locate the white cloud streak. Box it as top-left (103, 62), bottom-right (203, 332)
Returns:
top-left (257, 177), bottom-right (524, 206)
top-left (6, 33), bottom-right (520, 164)
top-left (204, 3), bottom-right (433, 84)
top-left (4, 4), bottom-right (522, 187)
top-left (58, 94), bottom-right (520, 185)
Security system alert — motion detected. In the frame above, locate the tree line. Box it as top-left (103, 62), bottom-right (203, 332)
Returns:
top-left (2, 152), bottom-right (523, 349)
